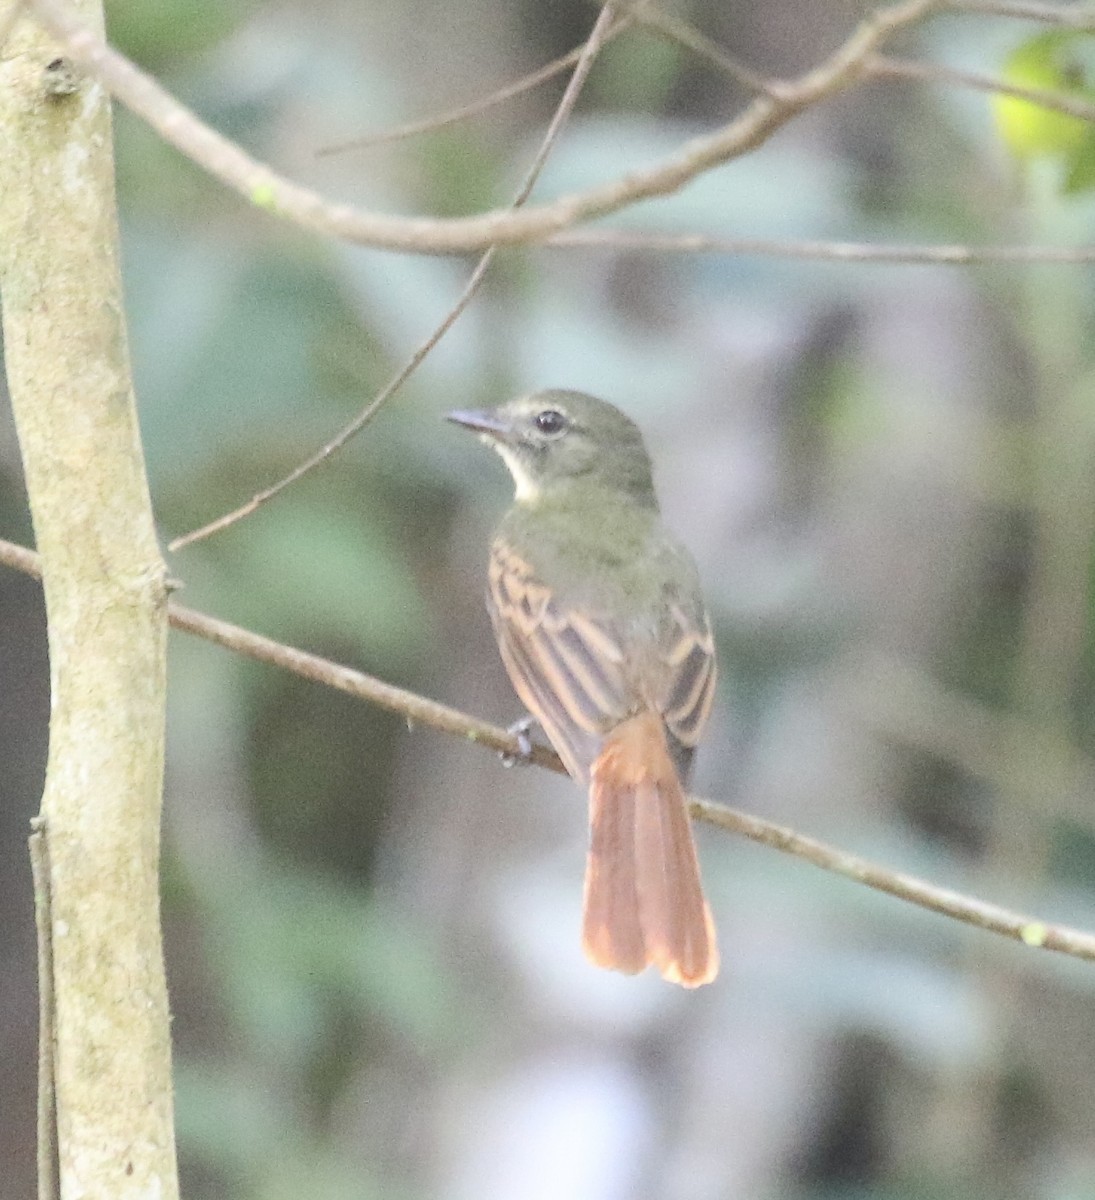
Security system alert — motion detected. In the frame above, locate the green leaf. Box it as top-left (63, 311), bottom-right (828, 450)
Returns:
top-left (993, 32), bottom-right (1095, 161)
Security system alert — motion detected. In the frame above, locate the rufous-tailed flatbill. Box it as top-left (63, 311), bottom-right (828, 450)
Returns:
top-left (448, 390), bottom-right (718, 987)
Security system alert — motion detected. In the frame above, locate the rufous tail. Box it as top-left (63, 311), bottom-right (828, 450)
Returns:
top-left (582, 711), bottom-right (719, 987)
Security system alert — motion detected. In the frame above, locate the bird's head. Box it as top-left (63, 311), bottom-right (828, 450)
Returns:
top-left (447, 389), bottom-right (657, 505)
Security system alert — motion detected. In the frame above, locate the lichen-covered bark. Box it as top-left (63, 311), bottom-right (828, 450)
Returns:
top-left (0, 5), bottom-right (178, 1198)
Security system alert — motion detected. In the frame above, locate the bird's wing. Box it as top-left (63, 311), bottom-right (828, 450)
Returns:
top-left (655, 595), bottom-right (717, 750)
top-left (487, 540), bottom-right (716, 781)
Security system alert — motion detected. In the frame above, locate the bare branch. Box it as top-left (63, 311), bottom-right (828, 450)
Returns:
top-left (169, 3), bottom-right (618, 551)
top-left (607, 0), bottom-right (779, 96)
top-left (1, 534), bottom-right (1094, 965)
top-left (166, 252), bottom-right (495, 551)
top-left (168, 597), bottom-right (567, 772)
top-left (317, 13), bottom-right (632, 155)
top-left (692, 799), bottom-right (1095, 961)
top-left (24, 0), bottom-right (943, 255)
top-left (870, 53), bottom-right (1095, 124)
top-left (545, 227), bottom-right (1095, 264)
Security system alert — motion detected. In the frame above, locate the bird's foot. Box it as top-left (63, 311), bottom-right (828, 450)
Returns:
top-left (501, 715), bottom-right (537, 768)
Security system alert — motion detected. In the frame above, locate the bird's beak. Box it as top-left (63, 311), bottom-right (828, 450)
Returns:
top-left (446, 408), bottom-right (510, 440)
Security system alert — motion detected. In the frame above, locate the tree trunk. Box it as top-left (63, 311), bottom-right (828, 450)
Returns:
top-left (0, 4), bottom-right (179, 1198)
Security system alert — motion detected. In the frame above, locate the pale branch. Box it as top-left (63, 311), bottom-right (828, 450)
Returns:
top-left (544, 228), bottom-right (1095, 264)
top-left (1, 535), bottom-right (1094, 965)
top-left (24, 0), bottom-right (943, 255)
top-left (169, 4), bottom-right (618, 551)
top-left (870, 53), bottom-right (1095, 124)
top-left (946, 0), bottom-right (1095, 25)
top-left (317, 12), bottom-right (633, 155)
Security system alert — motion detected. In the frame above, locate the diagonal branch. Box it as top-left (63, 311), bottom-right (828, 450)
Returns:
top-left (870, 53), bottom-right (1095, 123)
top-left (168, 2), bottom-right (618, 551)
top-left (24, 0), bottom-right (942, 255)
top-left (1, 534), bottom-right (1093, 964)
top-left (317, 12), bottom-right (632, 155)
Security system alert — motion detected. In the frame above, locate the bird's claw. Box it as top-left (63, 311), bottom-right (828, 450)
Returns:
top-left (501, 715), bottom-right (537, 768)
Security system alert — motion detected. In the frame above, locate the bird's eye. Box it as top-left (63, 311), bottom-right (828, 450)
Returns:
top-left (534, 409), bottom-right (568, 436)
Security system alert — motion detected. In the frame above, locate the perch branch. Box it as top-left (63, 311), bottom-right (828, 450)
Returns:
top-left (1, 534), bottom-right (1093, 965)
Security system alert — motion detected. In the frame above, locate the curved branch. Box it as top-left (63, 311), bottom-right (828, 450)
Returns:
top-left (25, 0), bottom-right (942, 255)
top-left (1, 535), bottom-right (1093, 965)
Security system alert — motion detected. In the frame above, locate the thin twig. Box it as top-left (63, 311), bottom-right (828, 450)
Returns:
top-left (317, 13), bottom-right (631, 155)
top-left (605, 0), bottom-right (780, 96)
top-left (166, 252), bottom-right (496, 550)
top-left (24, 0), bottom-right (943, 254)
top-left (510, 3), bottom-right (618, 207)
top-left (1, 534), bottom-right (1094, 965)
top-left (544, 227), bottom-right (1095, 263)
top-left (169, 3), bottom-right (618, 551)
top-left (870, 53), bottom-right (1095, 124)
top-left (946, 0), bottom-right (1095, 25)
top-left (29, 819), bottom-right (57, 1200)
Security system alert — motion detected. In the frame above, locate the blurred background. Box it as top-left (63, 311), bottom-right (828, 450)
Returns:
top-left (4, 1), bottom-right (1095, 1197)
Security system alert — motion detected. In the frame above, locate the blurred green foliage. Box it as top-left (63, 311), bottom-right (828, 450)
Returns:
top-left (5, 2), bottom-right (1095, 1199)
top-left (112, 3), bottom-right (1095, 1194)
top-left (993, 32), bottom-right (1095, 193)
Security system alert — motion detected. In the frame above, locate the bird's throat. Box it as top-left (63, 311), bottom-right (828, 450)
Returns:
top-left (491, 442), bottom-right (543, 505)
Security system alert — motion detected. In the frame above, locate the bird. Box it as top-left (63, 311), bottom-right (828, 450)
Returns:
top-left (448, 389), bottom-right (719, 987)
